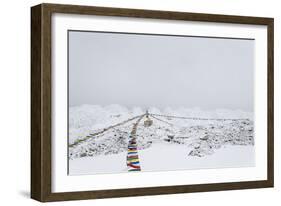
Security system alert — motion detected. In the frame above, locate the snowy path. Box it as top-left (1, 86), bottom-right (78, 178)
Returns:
top-left (127, 115), bottom-right (145, 172)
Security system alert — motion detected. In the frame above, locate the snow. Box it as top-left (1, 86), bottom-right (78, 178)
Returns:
top-left (69, 104), bottom-right (142, 144)
top-left (69, 152), bottom-right (127, 175)
top-left (69, 144), bottom-right (254, 175)
top-left (138, 143), bottom-right (255, 172)
top-left (68, 104), bottom-right (254, 175)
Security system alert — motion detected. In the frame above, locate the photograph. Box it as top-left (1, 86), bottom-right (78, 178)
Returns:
top-left (30, 3), bottom-right (274, 202)
top-left (67, 30), bottom-right (255, 175)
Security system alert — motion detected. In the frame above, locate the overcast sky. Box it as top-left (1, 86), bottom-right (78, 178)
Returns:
top-left (68, 31), bottom-right (254, 111)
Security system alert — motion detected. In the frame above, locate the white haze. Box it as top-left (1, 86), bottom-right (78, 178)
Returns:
top-left (69, 31), bottom-right (254, 112)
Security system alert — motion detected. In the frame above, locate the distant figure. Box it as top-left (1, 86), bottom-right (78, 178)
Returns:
top-left (144, 110), bottom-right (153, 127)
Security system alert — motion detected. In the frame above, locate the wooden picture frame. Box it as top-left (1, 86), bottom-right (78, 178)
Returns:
top-left (31, 3), bottom-right (274, 202)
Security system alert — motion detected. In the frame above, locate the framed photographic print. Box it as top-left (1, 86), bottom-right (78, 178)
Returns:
top-left (31, 3), bottom-right (274, 202)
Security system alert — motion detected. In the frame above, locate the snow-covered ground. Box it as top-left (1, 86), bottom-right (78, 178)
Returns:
top-left (69, 145), bottom-right (254, 175)
top-left (68, 104), bottom-right (254, 175)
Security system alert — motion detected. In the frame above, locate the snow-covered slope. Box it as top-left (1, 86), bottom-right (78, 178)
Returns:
top-left (69, 104), bottom-right (143, 144)
top-left (68, 104), bottom-right (254, 175)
